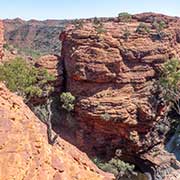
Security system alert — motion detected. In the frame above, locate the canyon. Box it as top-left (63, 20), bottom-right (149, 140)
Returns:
top-left (1, 13), bottom-right (180, 179)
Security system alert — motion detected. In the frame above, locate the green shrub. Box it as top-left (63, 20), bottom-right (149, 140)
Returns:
top-left (152, 20), bottom-right (166, 39)
top-left (60, 92), bottom-right (75, 112)
top-left (118, 12), bottom-right (132, 22)
top-left (96, 25), bottom-right (107, 34)
top-left (136, 22), bottom-right (150, 34)
top-left (153, 20), bottom-right (166, 32)
top-left (93, 22), bottom-right (107, 35)
top-left (73, 19), bottom-right (83, 29)
top-left (122, 27), bottom-right (131, 40)
top-left (159, 58), bottom-right (180, 115)
top-left (92, 157), bottom-right (136, 178)
top-left (0, 57), bottom-right (55, 101)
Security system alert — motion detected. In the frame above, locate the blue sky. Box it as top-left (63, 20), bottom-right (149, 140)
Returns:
top-left (0, 0), bottom-right (180, 20)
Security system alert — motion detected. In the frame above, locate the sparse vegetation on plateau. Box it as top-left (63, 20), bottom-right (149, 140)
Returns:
top-left (0, 57), bottom-right (55, 102)
top-left (73, 19), bottom-right (84, 29)
top-left (93, 18), bottom-right (107, 35)
top-left (118, 12), bottom-right (132, 22)
top-left (122, 27), bottom-right (131, 40)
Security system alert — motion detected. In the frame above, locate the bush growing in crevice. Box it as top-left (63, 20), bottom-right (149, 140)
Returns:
top-left (136, 22), bottom-right (150, 34)
top-left (60, 92), bottom-right (75, 112)
top-left (122, 27), bottom-right (131, 40)
top-left (60, 92), bottom-right (76, 129)
top-left (152, 20), bottom-right (166, 40)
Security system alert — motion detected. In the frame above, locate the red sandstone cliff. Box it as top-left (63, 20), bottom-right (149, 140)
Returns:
top-left (60, 13), bottom-right (180, 178)
top-left (0, 83), bottom-right (114, 180)
top-left (35, 54), bottom-right (64, 93)
top-left (0, 20), bottom-right (4, 59)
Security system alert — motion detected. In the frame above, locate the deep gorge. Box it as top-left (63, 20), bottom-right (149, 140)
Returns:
top-left (1, 12), bottom-right (180, 180)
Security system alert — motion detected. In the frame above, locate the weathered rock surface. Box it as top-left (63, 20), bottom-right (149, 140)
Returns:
top-left (35, 54), bottom-right (63, 93)
top-left (0, 83), bottom-right (114, 180)
top-left (60, 13), bottom-right (180, 178)
top-left (0, 20), bottom-right (4, 59)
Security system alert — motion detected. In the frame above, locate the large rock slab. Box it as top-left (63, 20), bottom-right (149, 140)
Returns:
top-left (0, 83), bottom-right (114, 180)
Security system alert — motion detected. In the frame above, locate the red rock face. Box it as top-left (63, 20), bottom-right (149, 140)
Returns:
top-left (0, 83), bottom-right (114, 180)
top-left (35, 54), bottom-right (64, 93)
top-left (60, 13), bottom-right (180, 156)
top-left (0, 20), bottom-right (4, 59)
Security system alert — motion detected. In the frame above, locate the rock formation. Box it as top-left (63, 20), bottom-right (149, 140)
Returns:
top-left (0, 20), bottom-right (4, 59)
top-left (0, 83), bottom-right (114, 180)
top-left (35, 54), bottom-right (64, 93)
top-left (60, 13), bottom-right (180, 178)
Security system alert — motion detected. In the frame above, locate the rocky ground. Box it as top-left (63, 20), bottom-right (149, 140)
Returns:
top-left (0, 82), bottom-right (114, 180)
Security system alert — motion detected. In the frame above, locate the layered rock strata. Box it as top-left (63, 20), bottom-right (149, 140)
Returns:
top-left (60, 13), bottom-right (180, 179)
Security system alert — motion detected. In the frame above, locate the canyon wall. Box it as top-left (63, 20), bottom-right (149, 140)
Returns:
top-left (59, 13), bottom-right (180, 179)
top-left (0, 82), bottom-right (113, 180)
top-left (60, 12), bottom-right (180, 167)
top-left (0, 20), bottom-right (4, 59)
top-left (3, 18), bottom-right (70, 54)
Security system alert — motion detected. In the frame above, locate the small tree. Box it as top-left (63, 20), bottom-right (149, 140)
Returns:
top-left (60, 92), bottom-right (75, 112)
top-left (118, 12), bottom-right (132, 22)
top-left (0, 57), bottom-right (55, 102)
top-left (159, 58), bottom-right (180, 115)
